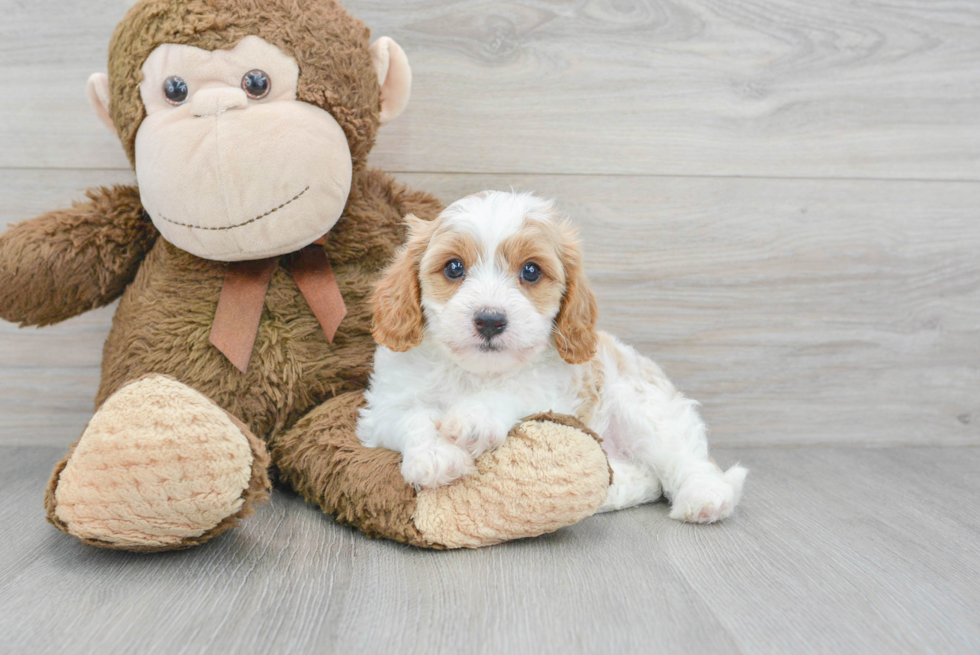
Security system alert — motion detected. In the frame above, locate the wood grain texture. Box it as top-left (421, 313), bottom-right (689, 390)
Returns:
top-left (1, 445), bottom-right (978, 654)
top-left (1, 0), bottom-right (978, 179)
top-left (403, 173), bottom-right (980, 448)
top-left (2, 1), bottom-right (977, 652)
top-left (3, 169), bottom-right (977, 447)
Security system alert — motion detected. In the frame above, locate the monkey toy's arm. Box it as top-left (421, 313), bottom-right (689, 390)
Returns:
top-left (0, 185), bottom-right (157, 327)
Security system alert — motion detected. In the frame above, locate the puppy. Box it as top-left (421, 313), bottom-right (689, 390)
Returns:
top-left (357, 191), bottom-right (746, 523)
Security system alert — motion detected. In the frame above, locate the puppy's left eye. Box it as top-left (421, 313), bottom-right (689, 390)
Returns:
top-left (521, 262), bottom-right (542, 283)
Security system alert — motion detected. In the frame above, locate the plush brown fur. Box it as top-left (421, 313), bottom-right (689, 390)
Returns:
top-left (108, 0), bottom-right (381, 169)
top-left (273, 399), bottom-right (614, 549)
top-left (0, 186), bottom-right (156, 327)
top-left (1, 0), bottom-right (443, 550)
top-left (96, 171), bottom-right (440, 445)
top-left (272, 390), bottom-right (437, 548)
top-left (4, 0), bottom-right (607, 551)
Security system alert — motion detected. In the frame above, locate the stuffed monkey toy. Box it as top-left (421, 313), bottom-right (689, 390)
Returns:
top-left (0, 0), bottom-right (611, 551)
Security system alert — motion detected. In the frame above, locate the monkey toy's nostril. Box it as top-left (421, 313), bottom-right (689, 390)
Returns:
top-left (474, 310), bottom-right (508, 341)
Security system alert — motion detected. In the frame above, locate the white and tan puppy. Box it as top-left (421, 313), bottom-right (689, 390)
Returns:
top-left (357, 191), bottom-right (746, 523)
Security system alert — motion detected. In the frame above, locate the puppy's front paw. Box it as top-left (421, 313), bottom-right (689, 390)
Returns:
top-left (437, 413), bottom-right (508, 458)
top-left (669, 465), bottom-right (747, 524)
top-left (401, 441), bottom-right (476, 489)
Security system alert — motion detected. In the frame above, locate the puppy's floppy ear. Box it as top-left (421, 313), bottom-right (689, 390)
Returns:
top-left (554, 221), bottom-right (599, 364)
top-left (372, 214), bottom-right (433, 351)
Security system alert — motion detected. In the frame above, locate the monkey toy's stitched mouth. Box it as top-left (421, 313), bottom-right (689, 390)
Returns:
top-left (156, 186), bottom-right (310, 231)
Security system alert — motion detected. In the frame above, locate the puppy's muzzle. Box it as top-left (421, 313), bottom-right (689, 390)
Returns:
top-left (474, 309), bottom-right (507, 341)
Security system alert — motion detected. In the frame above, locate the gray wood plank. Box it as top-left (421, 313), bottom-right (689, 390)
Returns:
top-left (1, 445), bottom-right (978, 654)
top-left (3, 169), bottom-right (976, 447)
top-left (1, 0), bottom-right (978, 179)
top-left (649, 446), bottom-right (980, 654)
top-left (0, 446), bottom-right (359, 654)
top-left (402, 173), bottom-right (980, 448)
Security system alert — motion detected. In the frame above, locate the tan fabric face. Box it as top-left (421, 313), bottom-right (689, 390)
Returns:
top-left (135, 36), bottom-right (353, 262)
top-left (53, 375), bottom-right (256, 548)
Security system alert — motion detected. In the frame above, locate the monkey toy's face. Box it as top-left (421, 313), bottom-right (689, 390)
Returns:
top-left (89, 19), bottom-right (411, 263)
top-left (134, 36), bottom-right (350, 261)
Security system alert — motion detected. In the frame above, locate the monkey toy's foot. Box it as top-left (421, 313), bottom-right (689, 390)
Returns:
top-left (411, 412), bottom-right (614, 547)
top-left (274, 394), bottom-right (613, 549)
top-left (45, 375), bottom-right (270, 551)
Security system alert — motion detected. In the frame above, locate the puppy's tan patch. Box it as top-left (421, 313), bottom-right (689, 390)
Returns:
top-left (497, 219), bottom-right (565, 314)
top-left (574, 354), bottom-right (605, 426)
top-left (371, 215), bottom-right (436, 351)
top-left (550, 220), bottom-right (598, 364)
top-left (597, 332), bottom-right (633, 377)
top-left (419, 227), bottom-right (480, 304)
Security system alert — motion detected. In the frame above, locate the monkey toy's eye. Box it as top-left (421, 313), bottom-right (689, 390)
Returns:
top-left (242, 70), bottom-right (271, 99)
top-left (444, 259), bottom-right (466, 280)
top-left (163, 76), bottom-right (189, 105)
top-left (521, 262), bottom-right (542, 283)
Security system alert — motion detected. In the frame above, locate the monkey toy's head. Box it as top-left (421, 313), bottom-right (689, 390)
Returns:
top-left (88, 0), bottom-right (411, 262)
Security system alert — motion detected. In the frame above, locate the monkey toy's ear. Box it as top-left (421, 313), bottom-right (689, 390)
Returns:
top-left (86, 73), bottom-right (117, 136)
top-left (370, 37), bottom-right (412, 125)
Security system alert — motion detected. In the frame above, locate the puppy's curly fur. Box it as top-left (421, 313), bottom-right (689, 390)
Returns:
top-left (360, 191), bottom-right (747, 522)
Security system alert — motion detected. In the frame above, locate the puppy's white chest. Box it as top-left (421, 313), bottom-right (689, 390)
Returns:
top-left (458, 363), bottom-right (580, 419)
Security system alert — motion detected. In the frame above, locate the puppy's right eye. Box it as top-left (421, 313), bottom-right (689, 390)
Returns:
top-left (521, 262), bottom-right (542, 283)
top-left (444, 259), bottom-right (466, 280)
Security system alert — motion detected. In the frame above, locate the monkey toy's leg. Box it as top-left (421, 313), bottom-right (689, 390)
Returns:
top-left (273, 393), bottom-right (612, 549)
top-left (44, 381), bottom-right (610, 550)
top-left (45, 375), bottom-right (271, 551)
top-left (0, 188), bottom-right (264, 550)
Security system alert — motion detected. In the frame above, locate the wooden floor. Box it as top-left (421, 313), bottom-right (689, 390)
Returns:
top-left (1, 445), bottom-right (978, 654)
top-left (1, 0), bottom-right (979, 653)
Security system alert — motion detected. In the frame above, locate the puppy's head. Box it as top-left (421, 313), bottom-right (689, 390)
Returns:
top-left (372, 191), bottom-right (598, 373)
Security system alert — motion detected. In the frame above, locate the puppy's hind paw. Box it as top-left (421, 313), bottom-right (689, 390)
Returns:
top-left (723, 464), bottom-right (748, 506)
top-left (401, 442), bottom-right (476, 489)
top-left (669, 465), bottom-right (747, 524)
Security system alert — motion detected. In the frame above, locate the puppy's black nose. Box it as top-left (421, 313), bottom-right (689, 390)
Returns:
top-left (474, 310), bottom-right (507, 340)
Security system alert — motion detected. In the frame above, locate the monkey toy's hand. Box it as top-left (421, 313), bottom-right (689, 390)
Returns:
top-left (0, 185), bottom-right (157, 326)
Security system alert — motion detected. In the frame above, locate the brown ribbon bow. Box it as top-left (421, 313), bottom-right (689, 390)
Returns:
top-left (208, 241), bottom-right (347, 373)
